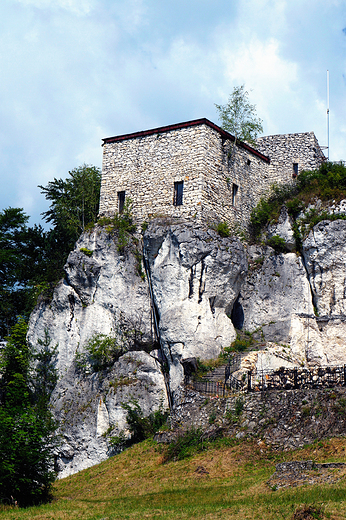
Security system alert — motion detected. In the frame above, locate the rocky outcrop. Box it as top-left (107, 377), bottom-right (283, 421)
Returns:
top-left (303, 219), bottom-right (346, 316)
top-left (267, 206), bottom-right (296, 251)
top-left (238, 245), bottom-right (312, 343)
top-left (53, 350), bottom-right (167, 479)
top-left (28, 228), bottom-right (153, 376)
top-left (28, 221), bottom-right (248, 476)
top-left (144, 220), bottom-right (247, 392)
top-left (26, 215), bottom-right (346, 476)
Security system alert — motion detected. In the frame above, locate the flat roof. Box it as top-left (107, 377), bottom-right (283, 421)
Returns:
top-left (102, 118), bottom-right (270, 163)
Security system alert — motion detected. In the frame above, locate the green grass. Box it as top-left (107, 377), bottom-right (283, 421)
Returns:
top-left (1, 437), bottom-right (346, 519)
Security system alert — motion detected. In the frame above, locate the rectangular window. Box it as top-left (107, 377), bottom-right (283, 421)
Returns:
top-left (174, 181), bottom-right (184, 206)
top-left (232, 183), bottom-right (238, 207)
top-left (293, 163), bottom-right (298, 177)
top-left (118, 191), bottom-right (125, 213)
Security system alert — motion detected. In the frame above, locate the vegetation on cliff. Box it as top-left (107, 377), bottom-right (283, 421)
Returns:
top-left (250, 161), bottom-right (346, 244)
top-left (0, 164), bottom-right (101, 338)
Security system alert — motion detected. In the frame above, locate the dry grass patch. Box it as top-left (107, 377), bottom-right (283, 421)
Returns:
top-left (1, 438), bottom-right (346, 519)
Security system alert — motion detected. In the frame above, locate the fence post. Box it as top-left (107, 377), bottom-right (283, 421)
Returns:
top-left (247, 371), bottom-right (252, 392)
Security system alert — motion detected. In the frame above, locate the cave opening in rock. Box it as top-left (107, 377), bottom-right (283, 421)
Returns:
top-left (230, 295), bottom-right (244, 330)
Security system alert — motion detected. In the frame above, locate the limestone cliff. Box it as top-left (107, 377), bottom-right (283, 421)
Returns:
top-left (28, 221), bottom-right (247, 477)
top-left (27, 217), bottom-right (346, 477)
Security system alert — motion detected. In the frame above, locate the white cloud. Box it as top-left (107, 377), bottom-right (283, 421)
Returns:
top-left (12, 0), bottom-right (95, 15)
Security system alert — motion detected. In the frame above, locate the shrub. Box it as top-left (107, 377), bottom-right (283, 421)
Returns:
top-left (163, 427), bottom-right (206, 462)
top-left (80, 247), bottom-right (93, 257)
top-left (122, 400), bottom-right (168, 443)
top-left (250, 161), bottom-right (346, 243)
top-left (77, 333), bottom-right (126, 373)
top-left (267, 235), bottom-right (287, 253)
top-left (98, 198), bottom-right (136, 253)
top-left (216, 221), bottom-right (230, 237)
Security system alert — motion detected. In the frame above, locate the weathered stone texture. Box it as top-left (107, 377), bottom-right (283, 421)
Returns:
top-left (100, 125), bottom-right (206, 224)
top-left (169, 386), bottom-right (346, 451)
top-left (144, 220), bottom-right (247, 393)
top-left (238, 246), bottom-right (312, 344)
top-left (256, 131), bottom-right (325, 184)
top-left (100, 120), bottom-right (325, 230)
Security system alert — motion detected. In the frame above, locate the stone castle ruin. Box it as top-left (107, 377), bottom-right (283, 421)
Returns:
top-left (99, 118), bottom-right (325, 228)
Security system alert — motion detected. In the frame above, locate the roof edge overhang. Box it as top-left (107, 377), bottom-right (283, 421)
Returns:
top-left (102, 118), bottom-right (270, 163)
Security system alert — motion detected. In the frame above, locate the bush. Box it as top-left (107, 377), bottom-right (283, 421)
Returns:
top-left (163, 427), bottom-right (206, 462)
top-left (77, 333), bottom-right (126, 373)
top-left (122, 400), bottom-right (169, 444)
top-left (216, 221), bottom-right (230, 237)
top-left (98, 198), bottom-right (136, 253)
top-left (250, 161), bottom-right (346, 242)
top-left (267, 235), bottom-right (287, 253)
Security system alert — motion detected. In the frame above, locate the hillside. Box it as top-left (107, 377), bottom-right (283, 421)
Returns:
top-left (1, 436), bottom-right (346, 519)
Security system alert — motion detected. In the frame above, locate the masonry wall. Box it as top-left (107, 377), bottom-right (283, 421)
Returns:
top-left (100, 125), bottom-right (326, 230)
top-left (100, 123), bottom-right (272, 229)
top-left (200, 127), bottom-right (273, 228)
top-left (100, 126), bottom-right (207, 224)
top-left (256, 132), bottom-right (325, 185)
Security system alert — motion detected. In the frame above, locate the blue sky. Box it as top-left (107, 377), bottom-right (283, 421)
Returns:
top-left (1, 0), bottom-right (345, 226)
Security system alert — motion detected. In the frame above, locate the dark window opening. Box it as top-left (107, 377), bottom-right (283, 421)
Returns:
top-left (293, 163), bottom-right (298, 178)
top-left (247, 159), bottom-right (251, 166)
top-left (118, 191), bottom-right (125, 213)
top-left (232, 183), bottom-right (238, 207)
top-left (174, 181), bottom-right (184, 206)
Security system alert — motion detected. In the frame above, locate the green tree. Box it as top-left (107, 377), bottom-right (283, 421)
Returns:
top-left (0, 319), bottom-right (58, 507)
top-left (0, 208), bottom-right (47, 337)
top-left (215, 85), bottom-right (263, 146)
top-left (39, 164), bottom-right (101, 239)
top-left (39, 164), bottom-right (101, 285)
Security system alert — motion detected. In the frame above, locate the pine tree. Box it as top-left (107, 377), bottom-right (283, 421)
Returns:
top-left (0, 319), bottom-right (59, 507)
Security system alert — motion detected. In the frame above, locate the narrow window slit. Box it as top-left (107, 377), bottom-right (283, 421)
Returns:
top-left (174, 181), bottom-right (184, 206)
top-left (118, 191), bottom-right (125, 213)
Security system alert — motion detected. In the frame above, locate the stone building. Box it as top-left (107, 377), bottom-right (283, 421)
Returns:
top-left (99, 118), bottom-right (325, 228)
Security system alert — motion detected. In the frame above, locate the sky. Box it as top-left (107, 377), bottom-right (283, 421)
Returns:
top-left (1, 0), bottom-right (346, 227)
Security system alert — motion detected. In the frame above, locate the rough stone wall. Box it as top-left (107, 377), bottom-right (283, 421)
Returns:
top-left (100, 123), bottom-right (272, 229)
top-left (100, 125), bottom-right (206, 224)
top-left (256, 132), bottom-right (325, 185)
top-left (198, 127), bottom-right (271, 229)
top-left (100, 123), bottom-right (325, 229)
top-left (167, 386), bottom-right (346, 451)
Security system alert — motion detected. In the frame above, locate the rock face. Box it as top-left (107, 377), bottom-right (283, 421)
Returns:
top-left (303, 219), bottom-right (346, 316)
top-left (26, 216), bottom-right (346, 476)
top-left (28, 221), bottom-right (248, 476)
top-left (28, 228), bottom-right (153, 376)
top-left (267, 206), bottom-right (296, 252)
top-left (53, 350), bottom-right (167, 479)
top-left (144, 221), bottom-right (247, 392)
top-left (238, 245), bottom-right (312, 343)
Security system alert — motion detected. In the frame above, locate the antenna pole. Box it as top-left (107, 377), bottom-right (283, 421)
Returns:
top-left (327, 70), bottom-right (330, 160)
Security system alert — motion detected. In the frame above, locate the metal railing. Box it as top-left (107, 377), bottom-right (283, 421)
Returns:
top-left (185, 364), bottom-right (346, 396)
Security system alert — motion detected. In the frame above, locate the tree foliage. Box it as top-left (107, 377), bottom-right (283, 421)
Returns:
top-left (0, 319), bottom-right (59, 507)
top-left (39, 164), bottom-right (101, 284)
top-left (215, 85), bottom-right (263, 146)
top-left (39, 164), bottom-right (101, 239)
top-left (0, 208), bottom-right (47, 337)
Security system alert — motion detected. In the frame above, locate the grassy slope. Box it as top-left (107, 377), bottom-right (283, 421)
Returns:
top-left (1, 437), bottom-right (346, 519)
